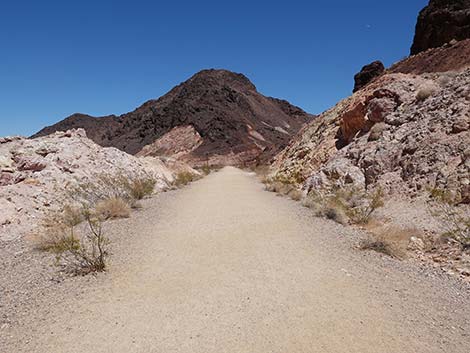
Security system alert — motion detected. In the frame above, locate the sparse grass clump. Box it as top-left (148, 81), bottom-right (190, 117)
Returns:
top-left (359, 238), bottom-right (396, 258)
top-left (416, 84), bottom-right (437, 102)
top-left (200, 165), bottom-right (212, 175)
top-left (69, 173), bottom-right (157, 206)
top-left (173, 171), bottom-right (199, 187)
top-left (288, 189), bottom-right (303, 201)
top-left (95, 197), bottom-right (131, 220)
top-left (128, 178), bottom-right (156, 200)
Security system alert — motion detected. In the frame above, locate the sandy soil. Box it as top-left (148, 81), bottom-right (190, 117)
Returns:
top-left (2, 167), bottom-right (470, 352)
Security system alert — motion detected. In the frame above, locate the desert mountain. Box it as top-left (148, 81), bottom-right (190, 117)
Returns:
top-left (33, 69), bottom-right (313, 166)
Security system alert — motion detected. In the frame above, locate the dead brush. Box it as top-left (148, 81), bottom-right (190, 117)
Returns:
top-left (359, 237), bottom-right (396, 258)
top-left (128, 178), bottom-right (156, 200)
top-left (95, 197), bottom-right (131, 220)
top-left (69, 173), bottom-right (156, 206)
top-left (416, 84), bottom-right (437, 102)
top-left (360, 223), bottom-right (421, 259)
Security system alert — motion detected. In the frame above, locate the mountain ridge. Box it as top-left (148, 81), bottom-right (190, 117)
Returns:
top-left (33, 69), bottom-right (313, 166)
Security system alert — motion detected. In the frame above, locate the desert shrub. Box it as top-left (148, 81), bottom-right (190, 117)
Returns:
top-left (200, 165), bottom-right (211, 175)
top-left (301, 194), bottom-right (319, 209)
top-left (429, 188), bottom-right (470, 249)
top-left (359, 238), bottom-right (396, 258)
top-left (288, 189), bottom-right (303, 201)
top-left (35, 206), bottom-right (109, 274)
top-left (346, 188), bottom-right (384, 224)
top-left (173, 171), bottom-right (198, 187)
top-left (321, 206), bottom-right (348, 225)
top-left (128, 178), bottom-right (156, 200)
top-left (95, 197), bottom-right (131, 220)
top-left (69, 173), bottom-right (156, 206)
top-left (304, 187), bottom-right (384, 225)
top-left (416, 84), bottom-right (437, 102)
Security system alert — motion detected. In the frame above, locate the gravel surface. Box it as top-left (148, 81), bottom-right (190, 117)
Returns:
top-left (1, 167), bottom-right (469, 352)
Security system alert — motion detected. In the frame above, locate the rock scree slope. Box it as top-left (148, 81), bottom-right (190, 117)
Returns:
top-left (33, 69), bottom-right (313, 166)
top-left (3, 167), bottom-right (469, 353)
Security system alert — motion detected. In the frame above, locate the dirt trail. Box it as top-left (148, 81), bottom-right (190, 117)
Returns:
top-left (7, 167), bottom-right (470, 352)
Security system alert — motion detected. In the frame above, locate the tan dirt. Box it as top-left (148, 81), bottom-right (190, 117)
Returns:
top-left (3, 167), bottom-right (470, 352)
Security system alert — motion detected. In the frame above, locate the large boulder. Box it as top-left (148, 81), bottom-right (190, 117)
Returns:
top-left (353, 61), bottom-right (385, 92)
top-left (411, 0), bottom-right (470, 55)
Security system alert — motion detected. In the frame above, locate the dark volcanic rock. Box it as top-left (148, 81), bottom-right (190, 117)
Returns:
top-left (33, 69), bottom-right (313, 165)
top-left (411, 0), bottom-right (470, 55)
top-left (353, 61), bottom-right (385, 92)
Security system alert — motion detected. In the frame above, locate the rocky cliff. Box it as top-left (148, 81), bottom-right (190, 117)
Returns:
top-left (411, 0), bottom-right (470, 55)
top-left (271, 66), bottom-right (470, 203)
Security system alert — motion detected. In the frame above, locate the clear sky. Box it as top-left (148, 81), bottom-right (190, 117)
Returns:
top-left (0, 0), bottom-right (428, 137)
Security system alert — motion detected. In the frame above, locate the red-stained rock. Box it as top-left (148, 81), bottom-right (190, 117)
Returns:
top-left (13, 156), bottom-right (47, 172)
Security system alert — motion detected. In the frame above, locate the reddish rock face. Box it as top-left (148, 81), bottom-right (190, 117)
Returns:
top-left (411, 0), bottom-right (470, 55)
top-left (32, 69), bottom-right (313, 166)
top-left (13, 156), bottom-right (47, 172)
top-left (353, 61), bottom-right (385, 92)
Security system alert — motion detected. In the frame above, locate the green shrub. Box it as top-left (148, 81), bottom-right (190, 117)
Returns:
top-left (429, 188), bottom-right (470, 249)
top-left (173, 171), bottom-right (198, 187)
top-left (35, 206), bottom-right (110, 274)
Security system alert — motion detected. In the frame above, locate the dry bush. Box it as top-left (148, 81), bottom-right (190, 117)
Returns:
top-left (429, 188), bottom-right (470, 249)
top-left (173, 171), bottom-right (198, 187)
top-left (321, 206), bottom-right (348, 225)
top-left (359, 238), bottom-right (396, 257)
top-left (301, 194), bottom-right (319, 210)
top-left (302, 187), bottom-right (384, 225)
top-left (95, 197), bottom-right (131, 220)
top-left (35, 206), bottom-right (109, 274)
top-left (363, 224), bottom-right (422, 258)
top-left (128, 178), bottom-right (156, 200)
top-left (69, 173), bottom-right (156, 206)
top-left (200, 165), bottom-right (212, 176)
top-left (416, 84), bottom-right (437, 102)
top-left (288, 189), bottom-right (303, 201)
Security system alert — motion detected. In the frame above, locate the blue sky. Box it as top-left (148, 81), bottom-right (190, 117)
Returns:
top-left (0, 0), bottom-right (428, 136)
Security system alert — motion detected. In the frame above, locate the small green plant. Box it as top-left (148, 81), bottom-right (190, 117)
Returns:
top-left (302, 186), bottom-right (384, 225)
top-left (36, 205), bottom-right (110, 274)
top-left (173, 171), bottom-right (198, 187)
top-left (345, 188), bottom-right (384, 224)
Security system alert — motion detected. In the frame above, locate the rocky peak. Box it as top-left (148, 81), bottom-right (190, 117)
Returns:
top-left (411, 0), bottom-right (470, 55)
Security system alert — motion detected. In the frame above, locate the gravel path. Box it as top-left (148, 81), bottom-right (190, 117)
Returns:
top-left (2, 167), bottom-right (470, 352)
